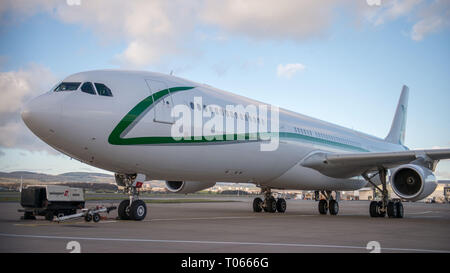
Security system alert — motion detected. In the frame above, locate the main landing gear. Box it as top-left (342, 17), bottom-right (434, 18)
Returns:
top-left (115, 173), bottom-right (147, 221)
top-left (253, 188), bottom-right (286, 213)
top-left (364, 168), bottom-right (404, 219)
top-left (316, 190), bottom-right (339, 216)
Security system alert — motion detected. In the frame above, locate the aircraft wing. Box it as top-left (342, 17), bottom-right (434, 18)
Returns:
top-left (301, 149), bottom-right (450, 178)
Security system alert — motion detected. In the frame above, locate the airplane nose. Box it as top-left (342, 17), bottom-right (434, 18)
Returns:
top-left (21, 95), bottom-right (61, 140)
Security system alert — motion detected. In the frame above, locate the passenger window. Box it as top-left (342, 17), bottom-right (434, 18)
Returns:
top-left (190, 102), bottom-right (195, 110)
top-left (54, 82), bottom-right (81, 92)
top-left (81, 82), bottom-right (96, 95)
top-left (94, 83), bottom-right (113, 97)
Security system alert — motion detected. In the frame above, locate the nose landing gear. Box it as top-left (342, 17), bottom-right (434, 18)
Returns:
top-left (115, 173), bottom-right (147, 221)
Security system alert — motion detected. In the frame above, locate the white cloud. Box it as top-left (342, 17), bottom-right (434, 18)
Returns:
top-left (0, 64), bottom-right (58, 152)
top-left (364, 0), bottom-right (450, 41)
top-left (201, 0), bottom-right (344, 40)
top-left (368, 0), bottom-right (423, 26)
top-left (0, 0), bottom-right (200, 68)
top-left (0, 0), bottom-right (448, 68)
top-left (277, 63), bottom-right (305, 79)
top-left (410, 0), bottom-right (450, 41)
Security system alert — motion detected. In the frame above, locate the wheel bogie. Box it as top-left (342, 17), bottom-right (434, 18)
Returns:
top-left (370, 200), bottom-right (404, 219)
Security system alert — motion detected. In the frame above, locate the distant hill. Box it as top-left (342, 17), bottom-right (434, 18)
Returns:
top-left (0, 171), bottom-right (114, 184)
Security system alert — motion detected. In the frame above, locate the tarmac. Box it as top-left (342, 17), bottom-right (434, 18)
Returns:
top-left (0, 198), bottom-right (449, 253)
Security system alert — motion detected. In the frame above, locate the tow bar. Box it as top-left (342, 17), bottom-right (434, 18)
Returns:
top-left (55, 206), bottom-right (117, 223)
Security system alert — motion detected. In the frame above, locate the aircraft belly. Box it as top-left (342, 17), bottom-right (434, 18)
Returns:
top-left (268, 163), bottom-right (367, 191)
top-left (102, 140), bottom-right (304, 183)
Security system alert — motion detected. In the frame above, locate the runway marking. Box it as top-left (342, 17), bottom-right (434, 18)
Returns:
top-left (407, 211), bottom-right (434, 215)
top-left (0, 233), bottom-right (448, 253)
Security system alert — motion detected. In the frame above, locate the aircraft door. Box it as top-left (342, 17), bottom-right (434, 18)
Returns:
top-left (145, 79), bottom-right (175, 124)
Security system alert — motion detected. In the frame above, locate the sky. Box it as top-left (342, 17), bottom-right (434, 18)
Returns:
top-left (0, 0), bottom-right (449, 177)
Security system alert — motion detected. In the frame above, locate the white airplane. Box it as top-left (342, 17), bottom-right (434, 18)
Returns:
top-left (21, 70), bottom-right (450, 220)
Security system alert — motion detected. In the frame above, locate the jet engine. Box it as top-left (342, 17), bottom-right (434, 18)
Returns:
top-left (390, 164), bottom-right (437, 202)
top-left (165, 181), bottom-right (216, 194)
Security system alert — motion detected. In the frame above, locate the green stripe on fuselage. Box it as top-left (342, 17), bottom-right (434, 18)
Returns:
top-left (108, 86), bottom-right (368, 152)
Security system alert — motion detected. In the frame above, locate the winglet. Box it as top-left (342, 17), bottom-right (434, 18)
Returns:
top-left (385, 85), bottom-right (409, 145)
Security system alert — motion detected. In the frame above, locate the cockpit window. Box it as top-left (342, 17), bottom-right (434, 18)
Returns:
top-left (81, 82), bottom-right (96, 95)
top-left (94, 83), bottom-right (113, 97)
top-left (54, 82), bottom-right (81, 92)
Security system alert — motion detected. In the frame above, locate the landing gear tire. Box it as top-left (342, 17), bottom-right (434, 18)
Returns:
top-left (396, 202), bottom-right (404, 218)
top-left (253, 198), bottom-right (263, 212)
top-left (118, 199), bottom-right (131, 220)
top-left (387, 201), bottom-right (398, 218)
top-left (329, 200), bottom-right (339, 215)
top-left (130, 200), bottom-right (147, 221)
top-left (266, 197), bottom-right (277, 213)
top-left (318, 200), bottom-right (328, 215)
top-left (276, 198), bottom-right (287, 213)
top-left (370, 201), bottom-right (379, 217)
top-left (377, 201), bottom-right (386, 217)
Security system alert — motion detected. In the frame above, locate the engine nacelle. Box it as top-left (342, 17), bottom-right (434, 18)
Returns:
top-left (165, 181), bottom-right (216, 194)
top-left (390, 164), bottom-right (437, 201)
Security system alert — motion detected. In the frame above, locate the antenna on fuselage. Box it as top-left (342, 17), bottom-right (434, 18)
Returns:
top-left (170, 70), bottom-right (173, 76)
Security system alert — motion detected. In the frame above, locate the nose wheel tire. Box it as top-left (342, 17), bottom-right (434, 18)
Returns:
top-left (118, 199), bottom-right (131, 220)
top-left (130, 200), bottom-right (147, 221)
